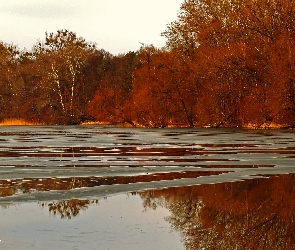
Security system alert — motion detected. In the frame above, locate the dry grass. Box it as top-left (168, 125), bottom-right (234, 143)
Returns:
top-left (243, 122), bottom-right (284, 129)
top-left (0, 118), bottom-right (41, 126)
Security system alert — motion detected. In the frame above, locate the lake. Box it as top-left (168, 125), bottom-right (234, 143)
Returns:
top-left (0, 126), bottom-right (295, 249)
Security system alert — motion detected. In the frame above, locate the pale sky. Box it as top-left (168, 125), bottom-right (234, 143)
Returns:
top-left (0, 0), bottom-right (183, 54)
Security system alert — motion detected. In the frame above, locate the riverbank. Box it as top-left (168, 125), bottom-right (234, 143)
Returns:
top-left (0, 118), bottom-right (292, 129)
top-left (81, 121), bottom-right (293, 129)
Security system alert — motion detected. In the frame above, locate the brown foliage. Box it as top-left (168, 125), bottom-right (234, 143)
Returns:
top-left (139, 174), bottom-right (295, 249)
top-left (2, 0), bottom-right (295, 126)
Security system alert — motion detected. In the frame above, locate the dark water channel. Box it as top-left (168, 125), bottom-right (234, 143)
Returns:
top-left (1, 126), bottom-right (295, 249)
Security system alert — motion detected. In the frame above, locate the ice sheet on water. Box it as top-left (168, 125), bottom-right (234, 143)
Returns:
top-left (0, 126), bottom-right (294, 202)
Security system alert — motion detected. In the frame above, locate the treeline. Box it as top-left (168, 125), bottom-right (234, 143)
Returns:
top-left (1, 0), bottom-right (295, 127)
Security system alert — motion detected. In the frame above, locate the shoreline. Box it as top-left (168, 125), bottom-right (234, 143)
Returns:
top-left (0, 119), bottom-right (293, 129)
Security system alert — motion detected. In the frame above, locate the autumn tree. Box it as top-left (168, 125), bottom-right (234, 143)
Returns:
top-left (0, 42), bottom-right (25, 121)
top-left (88, 51), bottom-right (136, 125)
top-left (163, 0), bottom-right (295, 127)
top-left (130, 45), bottom-right (200, 127)
top-left (130, 45), bottom-right (171, 127)
top-left (33, 30), bottom-right (96, 124)
top-left (82, 49), bottom-right (113, 121)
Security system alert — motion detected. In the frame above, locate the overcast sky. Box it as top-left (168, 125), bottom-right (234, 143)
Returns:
top-left (0, 0), bottom-right (183, 54)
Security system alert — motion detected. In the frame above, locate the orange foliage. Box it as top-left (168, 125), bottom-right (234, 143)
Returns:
top-left (2, 1), bottom-right (295, 126)
top-left (140, 174), bottom-right (295, 249)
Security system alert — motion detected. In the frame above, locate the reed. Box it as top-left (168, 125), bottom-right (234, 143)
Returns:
top-left (0, 119), bottom-right (40, 126)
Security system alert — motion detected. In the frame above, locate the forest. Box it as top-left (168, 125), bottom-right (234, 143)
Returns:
top-left (1, 0), bottom-right (295, 128)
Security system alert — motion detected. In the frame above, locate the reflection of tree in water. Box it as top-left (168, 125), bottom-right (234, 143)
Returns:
top-left (0, 171), bottom-right (222, 198)
top-left (139, 174), bottom-right (295, 250)
top-left (0, 204), bottom-right (11, 209)
top-left (39, 199), bottom-right (99, 219)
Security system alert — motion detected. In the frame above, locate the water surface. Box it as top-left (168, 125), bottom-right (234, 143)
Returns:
top-left (0, 126), bottom-right (295, 249)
